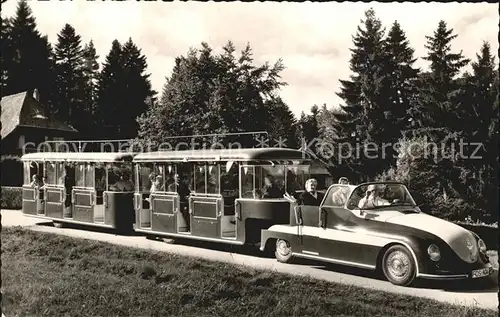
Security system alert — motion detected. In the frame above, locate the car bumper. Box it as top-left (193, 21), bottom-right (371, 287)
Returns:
top-left (418, 263), bottom-right (494, 280)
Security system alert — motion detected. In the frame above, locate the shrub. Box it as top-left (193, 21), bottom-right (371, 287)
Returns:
top-left (1, 186), bottom-right (23, 209)
top-left (375, 136), bottom-right (497, 224)
top-left (1, 156), bottom-right (23, 186)
top-left (455, 222), bottom-right (499, 249)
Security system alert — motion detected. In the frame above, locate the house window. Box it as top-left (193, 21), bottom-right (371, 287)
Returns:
top-left (18, 135), bottom-right (25, 149)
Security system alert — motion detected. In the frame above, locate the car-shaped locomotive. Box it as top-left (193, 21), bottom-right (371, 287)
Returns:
top-left (260, 181), bottom-right (493, 286)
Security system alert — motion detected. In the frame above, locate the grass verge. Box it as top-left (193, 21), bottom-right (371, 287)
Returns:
top-left (1, 227), bottom-right (497, 317)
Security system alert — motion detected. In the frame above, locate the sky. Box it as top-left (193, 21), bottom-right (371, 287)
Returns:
top-left (1, 1), bottom-right (498, 118)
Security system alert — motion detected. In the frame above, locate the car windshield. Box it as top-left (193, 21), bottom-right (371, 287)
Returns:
top-left (347, 183), bottom-right (417, 210)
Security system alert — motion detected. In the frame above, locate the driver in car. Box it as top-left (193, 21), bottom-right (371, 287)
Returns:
top-left (358, 184), bottom-right (390, 209)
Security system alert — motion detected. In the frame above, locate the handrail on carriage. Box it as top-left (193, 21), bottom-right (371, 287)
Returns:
top-left (37, 131), bottom-right (270, 153)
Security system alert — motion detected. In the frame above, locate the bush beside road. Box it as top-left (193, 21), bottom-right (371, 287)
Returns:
top-left (0, 187), bottom-right (22, 210)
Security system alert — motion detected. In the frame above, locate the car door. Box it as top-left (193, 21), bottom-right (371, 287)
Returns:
top-left (317, 185), bottom-right (359, 262)
top-left (299, 204), bottom-right (320, 255)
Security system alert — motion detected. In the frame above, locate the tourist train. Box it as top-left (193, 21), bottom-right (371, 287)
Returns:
top-left (20, 134), bottom-right (493, 286)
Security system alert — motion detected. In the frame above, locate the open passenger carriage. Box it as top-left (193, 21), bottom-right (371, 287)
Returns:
top-left (21, 152), bottom-right (137, 232)
top-left (132, 148), bottom-right (315, 245)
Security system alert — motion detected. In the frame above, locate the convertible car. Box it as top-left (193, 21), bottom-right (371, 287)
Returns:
top-left (260, 181), bottom-right (493, 286)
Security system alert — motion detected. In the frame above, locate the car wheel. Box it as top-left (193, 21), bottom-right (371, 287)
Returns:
top-left (275, 239), bottom-right (293, 263)
top-left (382, 245), bottom-right (416, 286)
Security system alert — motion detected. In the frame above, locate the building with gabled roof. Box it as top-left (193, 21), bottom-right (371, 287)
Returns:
top-left (1, 89), bottom-right (78, 185)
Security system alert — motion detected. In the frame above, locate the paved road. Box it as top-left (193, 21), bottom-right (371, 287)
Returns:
top-left (2, 209), bottom-right (498, 310)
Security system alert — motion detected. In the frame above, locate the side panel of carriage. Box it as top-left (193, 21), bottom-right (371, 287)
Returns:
top-left (21, 185), bottom-right (38, 216)
top-left (21, 161), bottom-right (49, 217)
top-left (190, 195), bottom-right (222, 238)
top-left (234, 199), bottom-right (291, 244)
top-left (135, 192), bottom-right (240, 243)
top-left (150, 192), bottom-right (177, 233)
top-left (72, 188), bottom-right (95, 222)
top-left (44, 186), bottom-right (65, 219)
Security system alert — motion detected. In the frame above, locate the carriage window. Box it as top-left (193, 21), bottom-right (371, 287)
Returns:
top-left (95, 167), bottom-right (106, 192)
top-left (23, 162), bottom-right (31, 185)
top-left (24, 162), bottom-right (44, 185)
top-left (108, 164), bottom-right (134, 191)
top-left (163, 164), bottom-right (177, 193)
top-left (206, 163), bottom-right (220, 194)
top-left (194, 164), bottom-right (206, 193)
top-left (46, 162), bottom-right (56, 184)
top-left (153, 164), bottom-right (166, 192)
top-left (107, 165), bottom-right (119, 188)
top-left (56, 163), bottom-right (65, 186)
top-left (46, 162), bottom-right (66, 185)
top-left (85, 164), bottom-right (95, 188)
top-left (240, 166), bottom-right (255, 198)
top-left (255, 165), bottom-right (285, 199)
top-left (177, 163), bottom-right (193, 193)
top-left (221, 161), bottom-right (239, 198)
top-left (37, 163), bottom-right (45, 183)
top-left (75, 163), bottom-right (96, 188)
top-left (137, 163), bottom-right (154, 192)
top-left (122, 165), bottom-right (134, 186)
top-left (76, 163), bottom-right (85, 187)
top-left (286, 165), bottom-right (310, 195)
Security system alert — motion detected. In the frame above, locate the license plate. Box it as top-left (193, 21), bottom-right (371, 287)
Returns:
top-left (471, 267), bottom-right (492, 278)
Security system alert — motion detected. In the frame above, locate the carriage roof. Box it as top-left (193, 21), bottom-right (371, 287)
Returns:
top-left (132, 147), bottom-right (312, 163)
top-left (20, 152), bottom-right (137, 162)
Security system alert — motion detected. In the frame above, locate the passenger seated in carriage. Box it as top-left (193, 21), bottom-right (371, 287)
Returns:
top-left (298, 178), bottom-right (324, 206)
top-left (261, 175), bottom-right (283, 199)
top-left (338, 177), bottom-right (349, 185)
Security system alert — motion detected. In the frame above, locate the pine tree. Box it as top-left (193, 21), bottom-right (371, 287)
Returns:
top-left (1, 16), bottom-right (13, 93)
top-left (408, 20), bottom-right (470, 139)
top-left (53, 23), bottom-right (86, 131)
top-left (82, 40), bottom-right (100, 136)
top-left (265, 97), bottom-right (297, 148)
top-left (383, 21), bottom-right (420, 138)
top-left (404, 21), bottom-right (472, 220)
top-left (465, 42), bottom-right (497, 150)
top-left (334, 8), bottom-right (388, 181)
top-left (297, 105), bottom-right (320, 149)
top-left (42, 40), bottom-right (57, 115)
top-left (120, 38), bottom-right (155, 139)
top-left (317, 104), bottom-right (339, 143)
top-left (96, 40), bottom-right (125, 138)
top-left (460, 42), bottom-right (499, 222)
top-left (98, 38), bottom-right (155, 139)
top-left (5, 0), bottom-right (52, 102)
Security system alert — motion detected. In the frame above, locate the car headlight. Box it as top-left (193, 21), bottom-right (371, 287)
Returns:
top-left (427, 244), bottom-right (441, 261)
top-left (478, 239), bottom-right (487, 253)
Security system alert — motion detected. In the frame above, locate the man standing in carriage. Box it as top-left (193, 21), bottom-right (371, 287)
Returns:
top-left (61, 166), bottom-right (75, 218)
